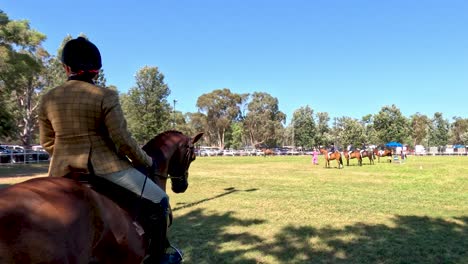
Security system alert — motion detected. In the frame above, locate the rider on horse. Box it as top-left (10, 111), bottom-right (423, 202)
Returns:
top-left (328, 143), bottom-right (336, 158)
top-left (360, 143), bottom-right (367, 156)
top-left (39, 37), bottom-right (181, 264)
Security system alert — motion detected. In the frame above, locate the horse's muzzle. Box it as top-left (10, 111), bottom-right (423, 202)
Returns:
top-left (172, 182), bottom-right (188, 193)
top-left (171, 173), bottom-right (189, 193)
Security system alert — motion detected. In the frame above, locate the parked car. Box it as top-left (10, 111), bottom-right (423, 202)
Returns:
top-left (237, 150), bottom-right (250, 156)
top-left (0, 146), bottom-right (12, 163)
top-left (0, 145), bottom-right (49, 163)
top-left (273, 148), bottom-right (287, 155)
top-left (286, 149), bottom-right (300, 155)
top-left (223, 149), bottom-right (236, 156)
top-left (198, 147), bottom-right (223, 157)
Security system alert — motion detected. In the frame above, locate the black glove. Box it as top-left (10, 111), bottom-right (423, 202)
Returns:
top-left (149, 158), bottom-right (159, 177)
top-left (134, 159), bottom-right (157, 177)
top-left (134, 164), bottom-right (147, 176)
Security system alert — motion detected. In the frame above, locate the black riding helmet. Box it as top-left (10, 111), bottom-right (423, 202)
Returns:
top-left (61, 37), bottom-right (102, 72)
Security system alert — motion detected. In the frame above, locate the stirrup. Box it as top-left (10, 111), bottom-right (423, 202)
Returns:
top-left (160, 245), bottom-right (183, 264)
top-left (142, 247), bottom-right (183, 264)
top-left (168, 244), bottom-right (184, 260)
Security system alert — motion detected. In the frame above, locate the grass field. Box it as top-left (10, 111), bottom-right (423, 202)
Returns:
top-left (1, 156), bottom-right (467, 263)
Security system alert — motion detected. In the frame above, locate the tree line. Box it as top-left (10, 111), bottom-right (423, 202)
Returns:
top-left (1, 10), bottom-right (467, 151)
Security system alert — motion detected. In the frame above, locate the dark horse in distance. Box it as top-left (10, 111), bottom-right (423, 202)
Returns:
top-left (0, 130), bottom-right (203, 264)
top-left (360, 149), bottom-right (375, 165)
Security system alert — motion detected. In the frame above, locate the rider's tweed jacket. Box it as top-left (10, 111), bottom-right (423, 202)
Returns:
top-left (39, 80), bottom-right (152, 177)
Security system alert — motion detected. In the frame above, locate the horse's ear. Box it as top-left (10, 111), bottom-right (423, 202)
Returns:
top-left (192, 133), bottom-right (204, 144)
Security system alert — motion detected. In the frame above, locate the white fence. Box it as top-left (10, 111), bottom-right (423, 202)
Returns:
top-left (0, 150), bottom-right (50, 164)
top-left (425, 147), bottom-right (467, 156)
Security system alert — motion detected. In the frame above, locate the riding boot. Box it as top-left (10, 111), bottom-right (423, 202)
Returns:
top-left (140, 197), bottom-right (183, 264)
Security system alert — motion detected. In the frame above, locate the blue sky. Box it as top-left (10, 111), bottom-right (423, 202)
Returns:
top-left (3, 0), bottom-right (468, 124)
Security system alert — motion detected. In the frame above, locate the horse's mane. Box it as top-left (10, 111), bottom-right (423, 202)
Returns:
top-left (142, 130), bottom-right (184, 156)
top-left (158, 130), bottom-right (183, 138)
top-left (145, 130), bottom-right (183, 145)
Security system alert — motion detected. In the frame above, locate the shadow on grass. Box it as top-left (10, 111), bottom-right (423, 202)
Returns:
top-left (173, 187), bottom-right (259, 211)
top-left (171, 211), bottom-right (468, 264)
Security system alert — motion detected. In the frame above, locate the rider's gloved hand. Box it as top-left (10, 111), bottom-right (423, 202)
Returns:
top-left (134, 164), bottom-right (147, 176)
top-left (149, 158), bottom-right (159, 177)
top-left (134, 158), bottom-right (158, 177)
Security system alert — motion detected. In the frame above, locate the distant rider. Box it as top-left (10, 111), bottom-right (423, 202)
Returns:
top-left (328, 143), bottom-right (336, 158)
top-left (360, 143), bottom-right (367, 156)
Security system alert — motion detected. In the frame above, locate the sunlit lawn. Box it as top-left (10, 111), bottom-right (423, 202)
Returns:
top-left (167, 155), bottom-right (468, 264)
top-left (1, 156), bottom-right (467, 263)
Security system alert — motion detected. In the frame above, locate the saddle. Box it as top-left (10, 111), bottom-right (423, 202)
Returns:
top-left (64, 172), bottom-right (183, 264)
top-left (64, 172), bottom-right (150, 234)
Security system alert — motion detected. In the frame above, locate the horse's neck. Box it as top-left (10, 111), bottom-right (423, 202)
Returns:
top-left (158, 180), bottom-right (168, 193)
top-left (152, 144), bottom-right (174, 174)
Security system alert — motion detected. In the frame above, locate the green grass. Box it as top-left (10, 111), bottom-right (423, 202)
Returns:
top-left (1, 156), bottom-right (467, 263)
top-left (166, 155), bottom-right (468, 264)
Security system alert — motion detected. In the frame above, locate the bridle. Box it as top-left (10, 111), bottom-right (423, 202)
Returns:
top-left (152, 139), bottom-right (195, 180)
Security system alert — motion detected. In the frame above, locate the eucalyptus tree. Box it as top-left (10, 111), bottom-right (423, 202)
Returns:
top-left (167, 111), bottom-right (193, 137)
top-left (428, 112), bottom-right (449, 148)
top-left (361, 114), bottom-right (379, 145)
top-left (243, 92), bottom-right (286, 147)
top-left (42, 36), bottom-right (71, 93)
top-left (186, 112), bottom-right (209, 145)
top-left (291, 106), bottom-right (316, 149)
top-left (450, 117), bottom-right (468, 145)
top-left (227, 121), bottom-right (245, 149)
top-left (339, 117), bottom-right (366, 147)
top-left (0, 87), bottom-right (15, 138)
top-left (315, 112), bottom-right (331, 147)
top-left (0, 10), bottom-right (47, 145)
top-left (410, 113), bottom-right (430, 146)
top-left (196, 88), bottom-right (245, 148)
top-left (121, 66), bottom-right (171, 144)
top-left (373, 104), bottom-right (410, 144)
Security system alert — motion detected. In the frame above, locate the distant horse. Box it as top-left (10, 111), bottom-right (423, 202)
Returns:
top-left (343, 150), bottom-right (362, 166)
top-left (0, 130), bottom-right (203, 264)
top-left (360, 149), bottom-right (375, 165)
top-left (320, 148), bottom-right (343, 169)
top-left (373, 147), bottom-right (393, 163)
top-left (262, 148), bottom-right (274, 157)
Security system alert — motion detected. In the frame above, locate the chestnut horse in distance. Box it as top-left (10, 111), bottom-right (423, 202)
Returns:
top-left (320, 148), bottom-right (343, 169)
top-left (373, 147), bottom-right (393, 163)
top-left (343, 150), bottom-right (362, 166)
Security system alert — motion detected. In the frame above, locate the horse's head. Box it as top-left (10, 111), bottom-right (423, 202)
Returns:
top-left (142, 131), bottom-right (203, 193)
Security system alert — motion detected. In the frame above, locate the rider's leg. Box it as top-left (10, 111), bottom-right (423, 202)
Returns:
top-left (95, 168), bottom-right (182, 264)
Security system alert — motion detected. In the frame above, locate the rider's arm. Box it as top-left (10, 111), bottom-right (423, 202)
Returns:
top-left (102, 90), bottom-right (152, 167)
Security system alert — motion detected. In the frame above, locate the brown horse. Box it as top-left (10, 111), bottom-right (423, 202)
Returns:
top-left (343, 150), bottom-right (362, 166)
top-left (0, 130), bottom-right (203, 264)
top-left (320, 148), bottom-right (343, 169)
top-left (360, 150), bottom-right (375, 165)
top-left (373, 147), bottom-right (393, 163)
top-left (261, 148), bottom-right (274, 157)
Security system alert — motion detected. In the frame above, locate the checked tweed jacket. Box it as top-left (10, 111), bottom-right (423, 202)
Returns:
top-left (39, 80), bottom-right (152, 177)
